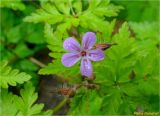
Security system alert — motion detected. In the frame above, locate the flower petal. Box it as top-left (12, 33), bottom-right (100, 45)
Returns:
top-left (80, 58), bottom-right (93, 77)
top-left (63, 37), bottom-right (81, 52)
top-left (61, 53), bottom-right (81, 67)
top-left (88, 49), bottom-right (105, 61)
top-left (82, 32), bottom-right (96, 50)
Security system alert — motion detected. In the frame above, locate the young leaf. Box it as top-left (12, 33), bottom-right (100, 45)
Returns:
top-left (0, 83), bottom-right (53, 116)
top-left (13, 83), bottom-right (52, 115)
top-left (0, 61), bottom-right (31, 88)
top-left (0, 89), bottom-right (18, 115)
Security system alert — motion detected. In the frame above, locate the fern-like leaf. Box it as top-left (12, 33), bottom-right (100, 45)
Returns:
top-left (0, 61), bottom-right (31, 88)
top-left (0, 89), bottom-right (18, 115)
top-left (23, 4), bottom-right (63, 24)
top-left (14, 83), bottom-right (45, 115)
top-left (0, 83), bottom-right (53, 116)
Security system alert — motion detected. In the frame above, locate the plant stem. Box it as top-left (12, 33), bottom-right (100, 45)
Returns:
top-left (29, 57), bottom-right (46, 67)
top-left (69, 1), bottom-right (76, 16)
top-left (52, 97), bottom-right (69, 114)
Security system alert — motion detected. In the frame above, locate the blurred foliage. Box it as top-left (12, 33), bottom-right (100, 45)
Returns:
top-left (111, 0), bottom-right (159, 22)
top-left (0, 0), bottom-right (159, 115)
top-left (0, 0), bottom-right (25, 11)
top-left (0, 0), bottom-right (45, 88)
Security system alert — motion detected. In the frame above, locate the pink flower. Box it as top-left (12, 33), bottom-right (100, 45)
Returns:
top-left (61, 32), bottom-right (105, 77)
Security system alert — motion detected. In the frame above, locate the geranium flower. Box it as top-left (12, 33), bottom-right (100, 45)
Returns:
top-left (61, 32), bottom-right (105, 77)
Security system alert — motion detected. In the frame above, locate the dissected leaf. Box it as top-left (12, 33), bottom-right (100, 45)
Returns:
top-left (0, 89), bottom-right (18, 115)
top-left (39, 60), bottom-right (80, 78)
top-left (0, 83), bottom-right (53, 116)
top-left (0, 61), bottom-right (31, 88)
top-left (14, 83), bottom-right (44, 115)
top-left (23, 4), bottom-right (64, 24)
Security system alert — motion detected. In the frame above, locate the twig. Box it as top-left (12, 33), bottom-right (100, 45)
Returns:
top-left (29, 57), bottom-right (46, 68)
top-left (52, 97), bottom-right (69, 114)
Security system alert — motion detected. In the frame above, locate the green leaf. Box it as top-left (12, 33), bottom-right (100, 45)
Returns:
top-left (0, 0), bottom-right (25, 11)
top-left (0, 89), bottom-right (18, 116)
top-left (0, 45), bottom-right (15, 61)
top-left (88, 0), bottom-right (102, 10)
top-left (134, 48), bottom-right (159, 79)
top-left (23, 23), bottom-right (45, 44)
top-left (101, 90), bottom-right (122, 115)
top-left (79, 12), bottom-right (115, 39)
top-left (39, 60), bottom-right (80, 78)
top-left (6, 25), bottom-right (22, 43)
top-left (44, 23), bottom-right (66, 59)
top-left (44, 23), bottom-right (64, 50)
top-left (95, 22), bottom-right (137, 84)
top-left (0, 61), bottom-right (31, 88)
top-left (53, 0), bottom-right (71, 15)
top-left (69, 88), bottom-right (102, 115)
top-left (15, 59), bottom-right (39, 71)
top-left (0, 83), bottom-right (53, 116)
top-left (13, 43), bottom-right (34, 58)
top-left (23, 4), bottom-right (64, 24)
top-left (73, 0), bottom-right (82, 14)
top-left (129, 22), bottom-right (159, 41)
top-left (13, 83), bottom-right (45, 115)
top-left (92, 1), bottom-right (123, 17)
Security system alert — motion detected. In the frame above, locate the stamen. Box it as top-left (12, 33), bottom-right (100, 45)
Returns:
top-left (81, 51), bottom-right (86, 56)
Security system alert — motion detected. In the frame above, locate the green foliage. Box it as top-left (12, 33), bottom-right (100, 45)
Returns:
top-left (0, 0), bottom-right (25, 11)
top-left (27, 1), bottom-right (159, 115)
top-left (23, 4), bottom-right (64, 24)
top-left (68, 22), bottom-right (159, 114)
top-left (0, 3), bottom-right (45, 88)
top-left (94, 22), bottom-right (137, 84)
top-left (101, 90), bottom-right (122, 115)
top-left (0, 7), bottom-right (45, 59)
top-left (0, 0), bottom-right (159, 115)
top-left (24, 0), bottom-right (122, 44)
top-left (129, 22), bottom-right (159, 41)
top-left (0, 89), bottom-right (18, 115)
top-left (37, 0), bottom-right (121, 77)
top-left (15, 59), bottom-right (39, 72)
top-left (39, 60), bottom-right (80, 78)
top-left (0, 61), bottom-right (31, 88)
top-left (112, 0), bottom-right (159, 22)
top-left (0, 83), bottom-right (53, 116)
top-left (69, 87), bottom-right (102, 115)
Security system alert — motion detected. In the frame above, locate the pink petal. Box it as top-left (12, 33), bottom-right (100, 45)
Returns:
top-left (80, 58), bottom-right (93, 77)
top-left (88, 49), bottom-right (105, 61)
top-left (82, 32), bottom-right (96, 50)
top-left (63, 37), bottom-right (81, 52)
top-left (61, 53), bottom-right (81, 67)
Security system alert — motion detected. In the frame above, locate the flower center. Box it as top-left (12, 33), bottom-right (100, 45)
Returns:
top-left (81, 51), bottom-right (86, 56)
